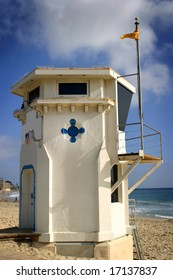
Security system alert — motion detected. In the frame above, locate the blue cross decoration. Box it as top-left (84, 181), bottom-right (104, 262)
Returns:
top-left (61, 119), bottom-right (85, 143)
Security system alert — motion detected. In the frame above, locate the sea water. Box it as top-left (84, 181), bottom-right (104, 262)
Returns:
top-left (129, 188), bottom-right (173, 219)
top-left (0, 191), bottom-right (19, 201)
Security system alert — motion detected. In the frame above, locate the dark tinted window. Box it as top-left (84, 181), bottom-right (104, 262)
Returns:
top-left (59, 83), bottom-right (87, 95)
top-left (28, 87), bottom-right (40, 104)
top-left (111, 164), bottom-right (118, 203)
top-left (118, 83), bottom-right (133, 131)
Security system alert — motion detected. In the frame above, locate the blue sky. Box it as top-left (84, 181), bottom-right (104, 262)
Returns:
top-left (0, 0), bottom-right (173, 188)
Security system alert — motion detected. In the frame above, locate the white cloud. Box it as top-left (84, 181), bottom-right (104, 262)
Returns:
top-left (1, 0), bottom-right (173, 100)
top-left (0, 135), bottom-right (20, 160)
top-left (142, 63), bottom-right (170, 96)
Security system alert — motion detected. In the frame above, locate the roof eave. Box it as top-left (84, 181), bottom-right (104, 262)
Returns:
top-left (11, 67), bottom-right (135, 96)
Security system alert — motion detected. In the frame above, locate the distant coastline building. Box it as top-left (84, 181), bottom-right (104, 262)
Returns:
top-left (12, 67), bottom-right (162, 259)
top-left (0, 178), bottom-right (13, 192)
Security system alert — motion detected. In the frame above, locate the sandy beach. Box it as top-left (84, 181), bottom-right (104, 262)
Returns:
top-left (0, 200), bottom-right (173, 260)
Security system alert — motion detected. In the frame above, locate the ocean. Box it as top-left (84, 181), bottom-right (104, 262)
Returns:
top-left (0, 191), bottom-right (19, 201)
top-left (129, 188), bottom-right (173, 219)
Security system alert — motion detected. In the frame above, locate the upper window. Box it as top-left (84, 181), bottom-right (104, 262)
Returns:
top-left (117, 83), bottom-right (133, 131)
top-left (58, 83), bottom-right (87, 96)
top-left (28, 87), bottom-right (40, 104)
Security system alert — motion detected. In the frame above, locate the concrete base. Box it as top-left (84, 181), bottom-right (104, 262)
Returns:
top-left (54, 235), bottom-right (133, 260)
top-left (55, 242), bottom-right (95, 258)
top-left (94, 235), bottom-right (133, 260)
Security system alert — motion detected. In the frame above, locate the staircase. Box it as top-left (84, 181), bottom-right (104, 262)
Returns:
top-left (132, 225), bottom-right (144, 260)
top-left (129, 199), bottom-right (144, 260)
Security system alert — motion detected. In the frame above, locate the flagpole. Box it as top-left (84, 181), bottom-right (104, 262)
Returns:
top-left (135, 17), bottom-right (144, 152)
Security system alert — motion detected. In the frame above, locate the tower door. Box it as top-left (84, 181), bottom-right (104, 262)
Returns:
top-left (20, 165), bottom-right (35, 230)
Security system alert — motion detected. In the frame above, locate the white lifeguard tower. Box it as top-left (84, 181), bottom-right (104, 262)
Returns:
top-left (12, 67), bottom-right (162, 259)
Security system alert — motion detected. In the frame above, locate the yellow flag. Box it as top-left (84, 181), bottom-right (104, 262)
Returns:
top-left (121, 31), bottom-right (139, 40)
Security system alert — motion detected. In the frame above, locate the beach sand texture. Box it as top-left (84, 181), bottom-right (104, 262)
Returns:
top-left (0, 201), bottom-right (173, 260)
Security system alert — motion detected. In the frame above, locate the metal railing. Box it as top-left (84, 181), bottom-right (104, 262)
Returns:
top-left (118, 122), bottom-right (163, 160)
top-left (128, 199), bottom-right (144, 260)
top-left (129, 199), bottom-right (136, 226)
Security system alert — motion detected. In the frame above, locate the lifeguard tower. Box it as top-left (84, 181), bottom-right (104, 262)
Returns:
top-left (12, 67), bottom-right (162, 259)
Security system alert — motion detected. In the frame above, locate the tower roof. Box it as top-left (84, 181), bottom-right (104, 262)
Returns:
top-left (11, 67), bottom-right (135, 96)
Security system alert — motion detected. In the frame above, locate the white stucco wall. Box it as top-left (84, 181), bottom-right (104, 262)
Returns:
top-left (22, 110), bottom-right (42, 144)
top-left (43, 111), bottom-right (103, 233)
top-left (36, 145), bottom-right (51, 232)
top-left (16, 69), bottom-right (133, 242)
